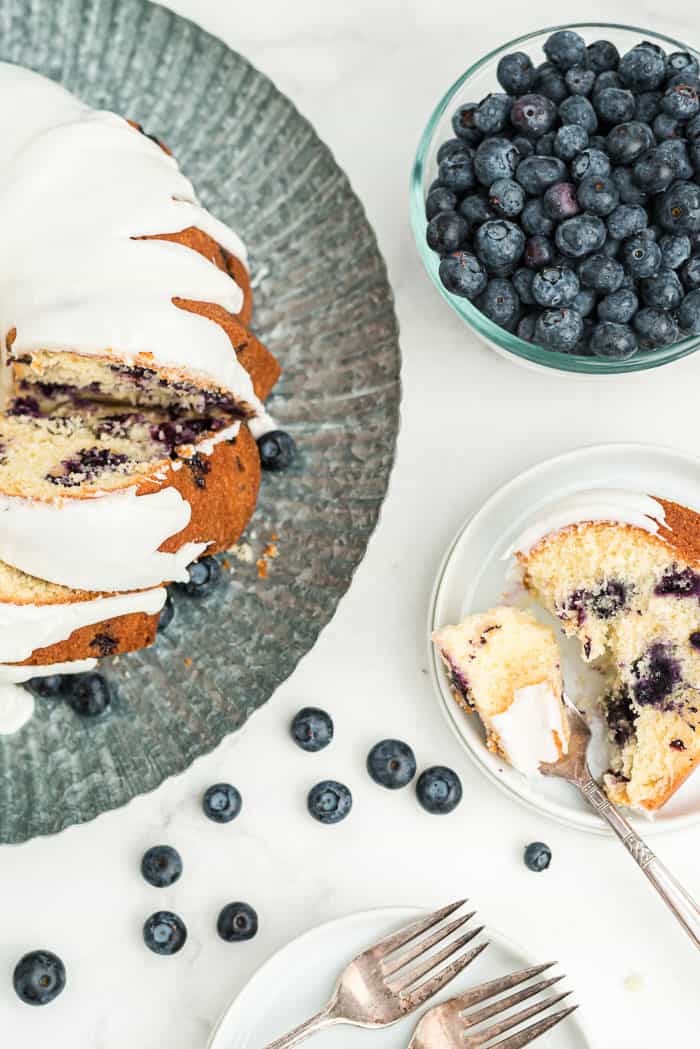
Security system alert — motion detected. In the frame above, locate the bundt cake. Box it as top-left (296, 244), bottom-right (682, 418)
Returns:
top-left (433, 606), bottom-right (569, 774)
top-left (512, 490), bottom-right (700, 810)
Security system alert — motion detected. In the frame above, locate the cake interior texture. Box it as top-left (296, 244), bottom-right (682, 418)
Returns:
top-left (519, 508), bottom-right (700, 810)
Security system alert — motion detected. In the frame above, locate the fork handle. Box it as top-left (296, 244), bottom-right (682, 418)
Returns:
top-left (260, 1004), bottom-right (338, 1049)
top-left (580, 777), bottom-right (700, 951)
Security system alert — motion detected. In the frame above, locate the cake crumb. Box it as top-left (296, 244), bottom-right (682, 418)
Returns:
top-left (222, 558), bottom-right (231, 570)
top-left (183, 657), bottom-right (192, 668)
top-left (229, 541), bottom-right (254, 564)
top-left (263, 542), bottom-right (278, 559)
top-left (256, 558), bottom-right (269, 579)
top-left (624, 972), bottom-right (645, 992)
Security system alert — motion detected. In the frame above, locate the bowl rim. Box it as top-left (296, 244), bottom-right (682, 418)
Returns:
top-left (410, 21), bottom-right (700, 375)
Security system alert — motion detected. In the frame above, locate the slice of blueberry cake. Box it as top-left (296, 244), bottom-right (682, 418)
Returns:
top-left (513, 490), bottom-right (700, 809)
top-left (432, 605), bottom-right (569, 774)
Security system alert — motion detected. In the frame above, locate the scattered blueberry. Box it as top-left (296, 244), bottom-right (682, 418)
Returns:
top-left (426, 210), bottom-right (469, 254)
top-left (633, 306), bottom-right (680, 348)
top-left (511, 93), bottom-right (557, 137)
top-left (497, 52), bottom-right (535, 95)
top-left (524, 234), bottom-right (555, 269)
top-left (570, 147), bottom-right (611, 183)
top-left (26, 675), bottom-right (66, 700)
top-left (478, 278), bottom-right (521, 330)
top-left (516, 155), bottom-right (566, 195)
top-left (535, 307), bottom-right (584, 350)
top-left (559, 94), bottom-right (598, 133)
top-left (555, 214), bottom-right (607, 258)
top-left (576, 173), bottom-right (619, 216)
top-left (662, 83), bottom-right (699, 121)
top-left (450, 104), bottom-right (482, 146)
top-left (544, 30), bottom-right (586, 71)
top-left (578, 254), bottom-right (624, 293)
top-left (632, 147), bottom-right (675, 194)
top-left (565, 66), bottom-right (595, 97)
top-left (532, 266), bottom-right (579, 307)
top-left (439, 251), bottom-right (488, 300)
top-left (202, 783), bottom-right (242, 823)
top-left (521, 198), bottom-right (554, 236)
top-left (488, 177), bottom-right (525, 219)
top-left (590, 321), bottom-right (638, 359)
top-left (291, 707), bottom-right (333, 752)
top-left (438, 137), bottom-right (470, 163)
top-left (307, 780), bottom-right (352, 824)
top-left (611, 165), bottom-right (648, 205)
top-left (682, 256), bottom-right (700, 290)
top-left (618, 44), bottom-right (666, 92)
top-left (679, 289), bottom-right (700, 332)
top-left (524, 841), bottom-right (552, 872)
top-left (587, 39), bottom-right (620, 74)
top-left (367, 739), bottom-right (417, 789)
top-left (598, 287), bottom-right (639, 323)
top-left (640, 269), bottom-right (684, 309)
top-left (416, 766), bottom-right (463, 814)
top-left (175, 556), bottom-right (221, 598)
top-left (553, 123), bottom-right (588, 161)
top-left (513, 267), bottom-right (536, 304)
top-left (473, 138), bottom-right (520, 187)
top-left (606, 204), bottom-right (648, 240)
top-left (13, 950), bottom-right (66, 1006)
top-left (141, 845), bottom-right (183, 888)
top-left (657, 181), bottom-right (700, 233)
top-left (459, 193), bottom-right (495, 230)
top-left (257, 430), bottom-right (297, 472)
top-left (594, 87), bottom-right (635, 125)
top-left (474, 220), bottom-right (525, 275)
top-left (606, 121), bottom-right (654, 164)
top-left (542, 180), bottom-right (580, 221)
top-left (217, 902), bottom-right (258, 942)
top-left (143, 911), bottom-right (187, 956)
top-left (473, 93), bottom-right (511, 135)
top-left (426, 186), bottom-right (458, 220)
top-left (157, 592), bottom-right (174, 633)
top-left (621, 231), bottom-right (662, 279)
top-left (64, 673), bottom-right (111, 717)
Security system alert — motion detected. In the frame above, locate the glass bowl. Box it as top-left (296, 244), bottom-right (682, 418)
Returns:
top-left (410, 23), bottom-right (700, 376)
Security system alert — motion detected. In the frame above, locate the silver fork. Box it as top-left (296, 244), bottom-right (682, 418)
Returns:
top-left (408, 962), bottom-right (577, 1049)
top-left (541, 695), bottom-right (700, 951)
top-left (261, 901), bottom-right (487, 1049)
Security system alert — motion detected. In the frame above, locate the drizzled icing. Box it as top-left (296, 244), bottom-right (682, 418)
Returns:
top-left (491, 683), bottom-right (568, 775)
top-left (0, 62), bottom-right (260, 411)
top-left (0, 659), bottom-right (97, 735)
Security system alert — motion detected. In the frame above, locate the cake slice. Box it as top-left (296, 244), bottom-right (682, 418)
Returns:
top-left (513, 489), bottom-right (700, 809)
top-left (432, 606), bottom-right (569, 774)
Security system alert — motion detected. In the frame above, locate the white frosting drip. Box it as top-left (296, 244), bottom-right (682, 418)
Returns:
top-left (490, 682), bottom-right (568, 775)
top-left (0, 659), bottom-right (98, 736)
top-left (0, 62), bottom-right (260, 411)
top-left (0, 658), bottom-right (97, 683)
top-left (505, 489), bottom-right (667, 557)
top-left (248, 411), bottom-right (277, 441)
top-left (0, 588), bottom-right (165, 664)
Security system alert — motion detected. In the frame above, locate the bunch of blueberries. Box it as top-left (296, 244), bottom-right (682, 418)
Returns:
top-left (426, 30), bottom-right (700, 359)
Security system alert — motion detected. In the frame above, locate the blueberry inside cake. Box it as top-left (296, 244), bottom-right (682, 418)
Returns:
top-left (514, 491), bottom-right (700, 809)
top-left (433, 606), bottom-right (569, 773)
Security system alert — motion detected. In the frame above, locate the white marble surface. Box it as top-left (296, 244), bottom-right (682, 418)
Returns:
top-left (2, 2), bottom-right (700, 1046)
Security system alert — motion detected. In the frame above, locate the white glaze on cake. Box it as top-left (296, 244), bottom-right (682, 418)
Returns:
top-left (0, 659), bottom-right (97, 735)
top-left (0, 588), bottom-right (165, 665)
top-left (505, 489), bottom-right (668, 558)
top-left (0, 62), bottom-right (260, 410)
top-left (490, 682), bottom-right (568, 774)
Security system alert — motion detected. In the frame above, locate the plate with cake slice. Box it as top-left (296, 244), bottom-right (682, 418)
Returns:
top-left (429, 442), bottom-right (700, 835)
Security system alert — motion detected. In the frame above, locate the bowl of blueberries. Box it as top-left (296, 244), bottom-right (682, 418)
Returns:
top-left (412, 24), bottom-right (700, 374)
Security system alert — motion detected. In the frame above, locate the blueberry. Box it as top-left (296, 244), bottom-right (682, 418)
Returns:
top-left (573, 287), bottom-right (597, 317)
top-left (542, 181), bottom-right (580, 221)
top-left (577, 174), bottom-right (619, 217)
top-left (437, 137), bottom-right (470, 163)
top-left (590, 321), bottom-right (638, 360)
top-left (521, 198), bottom-right (554, 236)
top-left (657, 181), bottom-right (700, 233)
top-left (257, 429), bottom-right (297, 471)
top-left (657, 139), bottom-right (694, 179)
top-left (667, 71), bottom-right (700, 92)
top-left (535, 307), bottom-right (584, 351)
top-left (64, 673), bottom-right (111, 717)
top-left (544, 30), bottom-right (586, 71)
top-left (26, 674), bottom-right (66, 699)
top-left (619, 44), bottom-right (667, 92)
top-left (459, 193), bottom-right (495, 231)
top-left (640, 268), bottom-right (684, 309)
top-left (307, 780), bottom-right (352, 824)
top-left (202, 782), bottom-right (242, 823)
top-left (606, 122), bottom-right (655, 164)
top-left (497, 52), bottom-right (535, 95)
top-left (633, 307), bottom-right (680, 348)
top-left (511, 135), bottom-right (534, 158)
top-left (290, 707), bottom-right (333, 752)
top-left (606, 204), bottom-right (648, 241)
top-left (559, 95), bottom-right (598, 134)
top-left (531, 266), bottom-right (579, 307)
top-left (513, 267), bottom-right (536, 304)
top-left (536, 67), bottom-right (568, 104)
top-left (632, 148), bottom-right (675, 194)
top-left (510, 93), bottom-right (557, 137)
top-left (555, 214), bottom-right (607, 259)
top-left (523, 235), bottom-right (555, 270)
top-left (662, 83), bottom-right (700, 121)
top-left (634, 90), bottom-right (662, 123)
top-left (438, 149), bottom-right (476, 193)
top-left (594, 87), bottom-right (635, 125)
top-left (488, 178), bottom-right (525, 219)
top-left (565, 65), bottom-right (595, 96)
top-left (425, 186), bottom-right (457, 220)
top-left (515, 156), bottom-right (567, 195)
top-left (473, 138), bottom-right (520, 187)
top-left (217, 902), bottom-right (258, 942)
top-left (668, 52), bottom-right (700, 79)
top-left (612, 166), bottom-right (648, 206)
top-left (440, 251), bottom-right (489, 300)
top-left (587, 40), bottom-right (620, 74)
top-left (598, 288), bottom-right (639, 323)
top-left (367, 739), bottom-right (417, 789)
top-left (13, 950), bottom-right (66, 1006)
top-left (175, 555), bottom-right (221, 597)
top-left (517, 313), bottom-right (538, 342)
top-left (477, 278), bottom-right (521, 331)
top-left (553, 124), bottom-right (588, 162)
top-left (687, 114), bottom-right (700, 140)
top-left (143, 912), bottom-right (187, 956)
top-left (141, 845), bottom-right (183, 888)
top-left (157, 592), bottom-right (174, 633)
top-left (570, 148), bottom-right (611, 183)
top-left (578, 253), bottom-right (624, 293)
top-left (474, 93), bottom-right (512, 135)
top-left (416, 766), bottom-right (463, 814)
top-left (474, 220), bottom-right (524, 275)
top-left (524, 841), bottom-right (552, 872)
top-left (601, 236), bottom-right (622, 259)
top-left (681, 256), bottom-right (700, 289)
top-left (622, 231), bottom-right (662, 278)
top-left (593, 70), bottom-right (623, 97)
top-left (689, 139), bottom-right (700, 175)
top-left (450, 104), bottom-right (482, 146)
top-left (679, 289), bottom-right (700, 332)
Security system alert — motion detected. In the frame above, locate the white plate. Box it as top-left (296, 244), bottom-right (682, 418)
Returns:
top-left (428, 442), bottom-right (700, 837)
top-left (207, 907), bottom-right (592, 1049)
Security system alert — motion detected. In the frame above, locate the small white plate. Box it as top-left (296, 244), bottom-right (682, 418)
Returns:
top-left (207, 907), bottom-right (592, 1049)
top-left (428, 442), bottom-right (700, 837)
